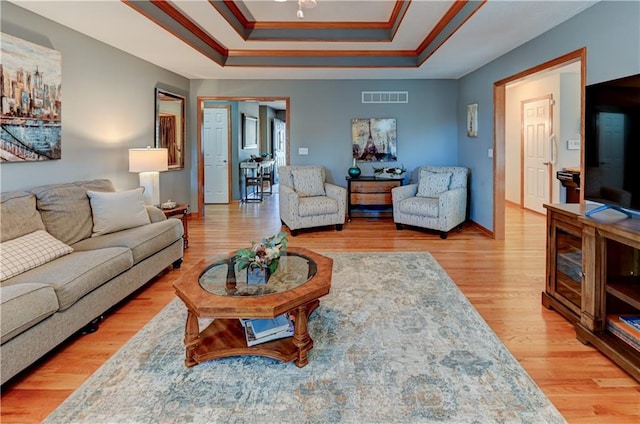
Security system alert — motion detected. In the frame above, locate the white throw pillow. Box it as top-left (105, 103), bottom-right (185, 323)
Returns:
top-left (416, 170), bottom-right (452, 198)
top-left (0, 230), bottom-right (73, 281)
top-left (87, 188), bottom-right (151, 236)
top-left (290, 167), bottom-right (326, 197)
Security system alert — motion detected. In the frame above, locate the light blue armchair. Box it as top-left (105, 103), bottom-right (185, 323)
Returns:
top-left (278, 166), bottom-right (347, 236)
top-left (391, 166), bottom-right (470, 239)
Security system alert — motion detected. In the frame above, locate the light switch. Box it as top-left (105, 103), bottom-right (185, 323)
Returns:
top-left (298, 147), bottom-right (309, 155)
top-left (567, 139), bottom-right (581, 150)
top-left (488, 148), bottom-right (493, 158)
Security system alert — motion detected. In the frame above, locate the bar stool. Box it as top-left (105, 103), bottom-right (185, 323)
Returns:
top-left (243, 167), bottom-right (264, 203)
top-left (261, 162), bottom-right (274, 195)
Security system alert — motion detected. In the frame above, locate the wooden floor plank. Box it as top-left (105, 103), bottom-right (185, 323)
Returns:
top-left (1, 196), bottom-right (639, 423)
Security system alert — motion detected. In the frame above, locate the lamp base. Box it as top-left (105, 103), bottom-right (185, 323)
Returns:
top-left (139, 171), bottom-right (160, 206)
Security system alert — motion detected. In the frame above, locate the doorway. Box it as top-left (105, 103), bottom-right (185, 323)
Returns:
top-left (493, 48), bottom-right (585, 239)
top-left (197, 97), bottom-right (290, 216)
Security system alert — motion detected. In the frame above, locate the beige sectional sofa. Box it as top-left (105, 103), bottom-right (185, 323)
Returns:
top-left (0, 179), bottom-right (184, 385)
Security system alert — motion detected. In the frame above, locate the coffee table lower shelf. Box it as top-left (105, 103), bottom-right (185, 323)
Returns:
top-left (183, 300), bottom-right (319, 368)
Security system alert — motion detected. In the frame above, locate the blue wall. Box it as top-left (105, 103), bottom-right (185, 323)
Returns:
top-left (191, 79), bottom-right (459, 206)
top-left (457, 1), bottom-right (640, 230)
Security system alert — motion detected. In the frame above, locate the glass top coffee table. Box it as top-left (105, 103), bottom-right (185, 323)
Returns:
top-left (173, 247), bottom-right (333, 368)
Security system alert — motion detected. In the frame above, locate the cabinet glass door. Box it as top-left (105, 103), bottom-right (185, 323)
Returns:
top-left (554, 227), bottom-right (582, 311)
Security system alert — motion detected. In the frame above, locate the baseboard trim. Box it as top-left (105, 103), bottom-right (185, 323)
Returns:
top-left (468, 220), bottom-right (494, 238)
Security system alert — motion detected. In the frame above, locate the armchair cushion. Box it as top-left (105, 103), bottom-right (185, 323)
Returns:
top-left (417, 170), bottom-right (452, 198)
top-left (298, 196), bottom-right (339, 217)
top-left (398, 197), bottom-right (439, 218)
top-left (290, 167), bottom-right (326, 197)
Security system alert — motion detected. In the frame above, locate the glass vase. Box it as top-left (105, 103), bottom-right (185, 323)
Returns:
top-left (247, 266), bottom-right (270, 285)
top-left (348, 158), bottom-right (361, 178)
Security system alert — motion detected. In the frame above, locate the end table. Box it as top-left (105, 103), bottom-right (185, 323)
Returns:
top-left (162, 203), bottom-right (189, 249)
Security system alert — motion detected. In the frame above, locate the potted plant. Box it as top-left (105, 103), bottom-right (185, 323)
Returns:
top-left (236, 232), bottom-right (288, 284)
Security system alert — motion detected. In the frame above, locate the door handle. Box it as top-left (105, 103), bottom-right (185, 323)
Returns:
top-left (542, 162), bottom-right (550, 166)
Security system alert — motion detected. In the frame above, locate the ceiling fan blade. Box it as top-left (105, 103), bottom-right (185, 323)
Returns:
top-left (300, 0), bottom-right (317, 9)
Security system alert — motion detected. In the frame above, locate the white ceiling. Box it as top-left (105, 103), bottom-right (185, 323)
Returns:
top-left (10, 0), bottom-right (599, 80)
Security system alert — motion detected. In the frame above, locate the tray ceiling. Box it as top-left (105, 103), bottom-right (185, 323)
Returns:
top-left (9, 0), bottom-right (599, 79)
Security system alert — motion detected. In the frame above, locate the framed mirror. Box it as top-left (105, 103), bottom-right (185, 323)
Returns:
top-left (242, 114), bottom-right (258, 149)
top-left (155, 87), bottom-right (185, 170)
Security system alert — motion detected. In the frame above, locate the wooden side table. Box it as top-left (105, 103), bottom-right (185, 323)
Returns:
top-left (346, 176), bottom-right (404, 220)
top-left (162, 203), bottom-right (189, 249)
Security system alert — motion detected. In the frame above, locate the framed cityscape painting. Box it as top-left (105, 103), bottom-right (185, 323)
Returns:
top-left (351, 118), bottom-right (397, 162)
top-left (0, 33), bottom-right (62, 162)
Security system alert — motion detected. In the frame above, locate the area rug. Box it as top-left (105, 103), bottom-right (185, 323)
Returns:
top-left (44, 252), bottom-right (565, 423)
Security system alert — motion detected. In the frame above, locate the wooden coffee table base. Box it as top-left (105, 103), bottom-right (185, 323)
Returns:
top-left (183, 300), bottom-right (320, 368)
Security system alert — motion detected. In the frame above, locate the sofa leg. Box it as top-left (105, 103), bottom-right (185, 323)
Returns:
top-left (173, 258), bottom-right (183, 269)
top-left (290, 229), bottom-right (299, 237)
top-left (440, 231), bottom-right (448, 239)
top-left (336, 224), bottom-right (343, 231)
top-left (81, 315), bottom-right (104, 334)
top-left (396, 223), bottom-right (403, 230)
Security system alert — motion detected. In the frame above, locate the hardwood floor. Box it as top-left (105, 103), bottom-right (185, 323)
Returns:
top-left (1, 194), bottom-right (639, 423)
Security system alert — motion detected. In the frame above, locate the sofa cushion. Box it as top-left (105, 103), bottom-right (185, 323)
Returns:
top-left (4, 248), bottom-right (133, 311)
top-left (417, 170), bottom-right (452, 198)
top-left (298, 196), bottom-right (339, 217)
top-left (87, 188), bottom-right (151, 236)
top-left (72, 219), bottom-right (183, 265)
top-left (0, 192), bottom-right (45, 242)
top-left (0, 283), bottom-right (59, 344)
top-left (0, 230), bottom-right (73, 281)
top-left (31, 179), bottom-right (115, 245)
top-left (399, 197), bottom-right (439, 218)
top-left (291, 167), bottom-right (326, 197)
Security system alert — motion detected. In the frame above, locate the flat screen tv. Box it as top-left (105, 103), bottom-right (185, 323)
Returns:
top-left (584, 73), bottom-right (640, 217)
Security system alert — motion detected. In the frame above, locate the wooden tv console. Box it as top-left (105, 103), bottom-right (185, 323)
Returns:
top-left (543, 203), bottom-right (640, 381)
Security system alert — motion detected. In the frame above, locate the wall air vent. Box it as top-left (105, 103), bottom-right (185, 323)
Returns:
top-left (361, 91), bottom-right (408, 104)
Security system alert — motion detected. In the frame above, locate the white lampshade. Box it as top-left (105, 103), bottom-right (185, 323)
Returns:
top-left (129, 147), bottom-right (168, 206)
top-left (128, 147), bottom-right (168, 172)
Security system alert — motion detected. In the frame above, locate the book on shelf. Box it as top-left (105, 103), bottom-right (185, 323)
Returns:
top-left (607, 315), bottom-right (640, 352)
top-left (239, 314), bottom-right (294, 347)
top-left (250, 314), bottom-right (291, 339)
top-left (619, 315), bottom-right (640, 332)
top-left (243, 323), bottom-right (294, 347)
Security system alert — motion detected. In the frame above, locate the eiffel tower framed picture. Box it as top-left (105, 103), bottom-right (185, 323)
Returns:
top-left (351, 118), bottom-right (397, 162)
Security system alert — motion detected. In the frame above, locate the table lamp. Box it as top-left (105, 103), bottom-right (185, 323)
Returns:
top-left (129, 147), bottom-right (168, 206)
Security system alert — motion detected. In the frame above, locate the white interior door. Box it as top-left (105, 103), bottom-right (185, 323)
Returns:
top-left (273, 118), bottom-right (286, 182)
top-left (204, 107), bottom-right (229, 203)
top-left (523, 97), bottom-right (552, 214)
